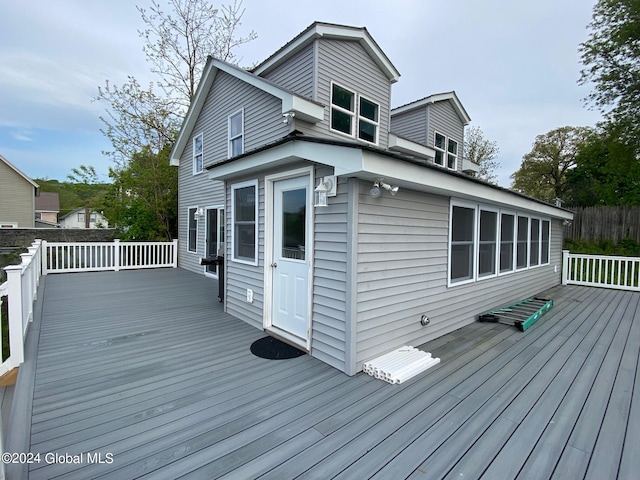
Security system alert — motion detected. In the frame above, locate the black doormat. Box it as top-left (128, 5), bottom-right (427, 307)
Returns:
top-left (250, 336), bottom-right (305, 360)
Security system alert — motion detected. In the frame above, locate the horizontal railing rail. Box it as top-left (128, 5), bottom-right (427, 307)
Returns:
top-left (562, 250), bottom-right (640, 292)
top-left (43, 239), bottom-right (178, 274)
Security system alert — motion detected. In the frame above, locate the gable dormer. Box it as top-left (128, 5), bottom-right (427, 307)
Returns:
top-left (252, 22), bottom-right (400, 149)
top-left (390, 92), bottom-right (471, 172)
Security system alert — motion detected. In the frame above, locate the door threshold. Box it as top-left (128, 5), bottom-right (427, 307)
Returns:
top-left (264, 328), bottom-right (309, 353)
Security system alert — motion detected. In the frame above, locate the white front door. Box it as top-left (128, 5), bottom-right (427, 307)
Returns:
top-left (270, 175), bottom-right (310, 343)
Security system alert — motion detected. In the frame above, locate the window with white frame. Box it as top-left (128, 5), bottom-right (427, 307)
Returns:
top-left (331, 83), bottom-right (355, 136)
top-left (449, 201), bottom-right (551, 285)
top-left (478, 209), bottom-right (498, 277)
top-left (450, 205), bottom-right (476, 283)
top-left (188, 207), bottom-right (197, 253)
top-left (500, 213), bottom-right (515, 273)
top-left (330, 83), bottom-right (380, 145)
top-left (193, 133), bottom-right (203, 174)
top-left (516, 215), bottom-right (529, 269)
top-left (231, 180), bottom-right (257, 264)
top-left (434, 132), bottom-right (458, 170)
top-left (228, 110), bottom-right (244, 157)
top-left (358, 96), bottom-right (379, 143)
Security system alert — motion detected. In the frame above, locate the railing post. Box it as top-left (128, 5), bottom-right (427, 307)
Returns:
top-left (562, 250), bottom-right (570, 285)
top-left (5, 265), bottom-right (25, 366)
top-left (172, 239), bottom-right (179, 268)
top-left (41, 240), bottom-right (48, 275)
top-left (114, 239), bottom-right (121, 272)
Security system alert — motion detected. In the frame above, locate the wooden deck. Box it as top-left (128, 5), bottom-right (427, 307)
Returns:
top-left (5, 268), bottom-right (640, 479)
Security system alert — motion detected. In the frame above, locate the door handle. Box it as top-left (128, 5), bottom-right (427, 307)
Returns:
top-left (271, 262), bottom-right (278, 268)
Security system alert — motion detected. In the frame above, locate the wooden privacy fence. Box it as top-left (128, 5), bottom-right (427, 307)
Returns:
top-left (564, 206), bottom-right (640, 243)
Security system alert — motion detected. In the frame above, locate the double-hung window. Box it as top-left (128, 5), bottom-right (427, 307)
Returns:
top-left (530, 218), bottom-right (541, 267)
top-left (516, 215), bottom-right (529, 269)
top-left (434, 132), bottom-right (458, 170)
top-left (331, 83), bottom-right (355, 136)
top-left (193, 133), bottom-right (203, 174)
top-left (188, 207), bottom-right (198, 253)
top-left (450, 205), bottom-right (476, 283)
top-left (478, 209), bottom-right (498, 277)
top-left (231, 180), bottom-right (257, 264)
top-left (499, 213), bottom-right (515, 272)
top-left (330, 83), bottom-right (380, 145)
top-left (541, 220), bottom-right (550, 264)
top-left (228, 110), bottom-right (244, 158)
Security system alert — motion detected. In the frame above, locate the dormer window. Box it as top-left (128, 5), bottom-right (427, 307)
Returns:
top-left (331, 84), bottom-right (355, 136)
top-left (434, 132), bottom-right (458, 170)
top-left (331, 82), bottom-right (379, 145)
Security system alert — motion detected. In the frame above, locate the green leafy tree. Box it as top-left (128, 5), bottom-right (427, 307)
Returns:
top-left (579, 0), bottom-right (640, 147)
top-left (565, 124), bottom-right (640, 206)
top-left (103, 145), bottom-right (178, 240)
top-left (511, 126), bottom-right (592, 204)
top-left (464, 126), bottom-right (501, 184)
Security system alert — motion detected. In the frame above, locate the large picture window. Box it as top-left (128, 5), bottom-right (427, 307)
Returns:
top-left (450, 205), bottom-right (475, 283)
top-left (449, 201), bottom-right (551, 285)
top-left (231, 180), bottom-right (257, 264)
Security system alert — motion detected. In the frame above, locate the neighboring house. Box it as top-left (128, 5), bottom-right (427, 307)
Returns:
top-left (35, 192), bottom-right (60, 227)
top-left (0, 154), bottom-right (39, 228)
top-left (170, 22), bottom-right (573, 375)
top-left (59, 208), bottom-right (109, 229)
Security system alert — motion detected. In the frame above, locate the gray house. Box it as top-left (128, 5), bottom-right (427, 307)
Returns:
top-left (170, 22), bottom-right (573, 375)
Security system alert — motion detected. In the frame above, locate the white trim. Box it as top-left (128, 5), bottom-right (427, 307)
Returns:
top-left (230, 179), bottom-right (258, 266)
top-left (498, 210), bottom-right (517, 275)
top-left (227, 108), bottom-right (244, 158)
top-left (477, 206), bottom-right (499, 280)
top-left (391, 91), bottom-right (471, 125)
top-left (330, 81), bottom-right (356, 138)
top-left (263, 167), bottom-right (314, 351)
top-left (388, 133), bottom-right (435, 160)
top-left (192, 132), bottom-right (203, 175)
top-left (448, 200), bottom-right (477, 287)
top-left (516, 214), bottom-right (530, 271)
top-left (357, 94), bottom-right (380, 145)
top-left (434, 131), bottom-right (457, 171)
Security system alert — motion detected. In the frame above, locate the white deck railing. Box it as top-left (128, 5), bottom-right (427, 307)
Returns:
top-left (42, 239), bottom-right (178, 274)
top-left (562, 250), bottom-right (640, 292)
top-left (0, 240), bottom-right (43, 378)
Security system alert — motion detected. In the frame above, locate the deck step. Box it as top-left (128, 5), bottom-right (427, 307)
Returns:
top-left (478, 297), bottom-right (553, 332)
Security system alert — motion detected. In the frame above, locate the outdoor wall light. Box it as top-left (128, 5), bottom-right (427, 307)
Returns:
top-left (194, 207), bottom-right (204, 220)
top-left (314, 175), bottom-right (337, 207)
top-left (370, 178), bottom-right (399, 198)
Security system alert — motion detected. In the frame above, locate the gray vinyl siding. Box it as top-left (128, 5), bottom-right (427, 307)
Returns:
top-left (260, 43), bottom-right (315, 98)
top-left (428, 101), bottom-right (465, 172)
top-left (390, 109), bottom-right (427, 145)
top-left (177, 70), bottom-right (289, 274)
top-left (311, 167), bottom-right (349, 372)
top-left (297, 38), bottom-right (392, 149)
top-left (354, 182), bottom-right (565, 371)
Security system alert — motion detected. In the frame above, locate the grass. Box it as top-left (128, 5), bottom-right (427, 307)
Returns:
top-left (564, 237), bottom-right (640, 257)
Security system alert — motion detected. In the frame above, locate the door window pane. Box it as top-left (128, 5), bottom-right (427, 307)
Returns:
top-left (281, 188), bottom-right (306, 260)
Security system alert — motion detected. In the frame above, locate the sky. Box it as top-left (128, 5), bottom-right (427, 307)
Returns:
top-left (1, 0), bottom-right (602, 186)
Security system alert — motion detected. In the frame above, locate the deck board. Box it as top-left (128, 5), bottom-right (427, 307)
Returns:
top-left (4, 269), bottom-right (639, 479)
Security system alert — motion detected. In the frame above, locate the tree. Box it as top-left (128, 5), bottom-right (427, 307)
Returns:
top-left (565, 124), bottom-right (640, 206)
top-left (510, 126), bottom-right (592, 204)
top-left (97, 0), bottom-right (255, 164)
top-left (464, 126), bottom-right (501, 184)
top-left (579, 0), bottom-right (640, 146)
top-left (96, 0), bottom-right (256, 240)
top-left (103, 145), bottom-right (178, 240)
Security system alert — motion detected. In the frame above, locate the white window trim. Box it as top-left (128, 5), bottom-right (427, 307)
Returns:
top-left (498, 210), bottom-right (517, 276)
top-left (187, 206), bottom-right (198, 254)
top-left (193, 132), bottom-right (203, 175)
top-left (357, 94), bottom-right (379, 145)
top-left (329, 81), bottom-right (380, 146)
top-left (231, 179), bottom-right (258, 266)
top-left (228, 109), bottom-right (244, 158)
top-left (434, 131), bottom-right (458, 171)
top-left (449, 200), bottom-right (552, 287)
top-left (478, 206), bottom-right (499, 280)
